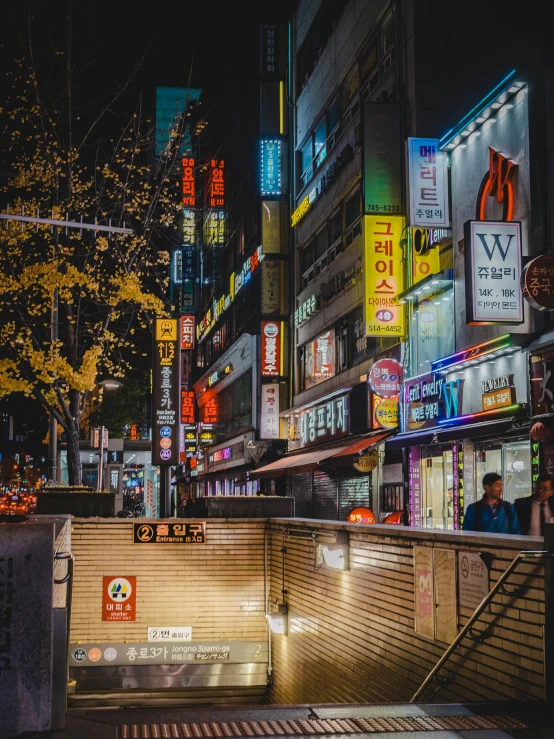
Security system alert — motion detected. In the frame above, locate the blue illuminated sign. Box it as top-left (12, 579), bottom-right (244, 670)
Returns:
top-left (260, 139), bottom-right (282, 196)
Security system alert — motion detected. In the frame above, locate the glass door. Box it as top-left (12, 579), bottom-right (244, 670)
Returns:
top-left (421, 445), bottom-right (454, 529)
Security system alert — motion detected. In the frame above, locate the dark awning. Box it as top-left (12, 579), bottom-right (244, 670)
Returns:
top-left (385, 417), bottom-right (527, 450)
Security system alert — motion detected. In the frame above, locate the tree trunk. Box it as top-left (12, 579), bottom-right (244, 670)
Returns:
top-left (66, 390), bottom-right (82, 485)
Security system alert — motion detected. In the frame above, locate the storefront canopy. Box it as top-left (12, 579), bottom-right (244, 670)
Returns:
top-left (385, 416), bottom-right (526, 449)
top-left (250, 444), bottom-right (352, 479)
top-left (327, 431), bottom-right (393, 464)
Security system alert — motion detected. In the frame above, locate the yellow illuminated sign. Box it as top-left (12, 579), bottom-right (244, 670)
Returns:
top-left (291, 196), bottom-right (310, 227)
top-left (155, 318), bottom-right (177, 341)
top-left (363, 216), bottom-right (406, 337)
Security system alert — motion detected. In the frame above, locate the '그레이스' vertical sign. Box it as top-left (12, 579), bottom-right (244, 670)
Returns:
top-left (363, 215), bottom-right (405, 337)
top-left (152, 319), bottom-right (180, 465)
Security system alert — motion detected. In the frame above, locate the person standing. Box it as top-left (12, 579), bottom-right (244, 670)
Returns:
top-left (463, 472), bottom-right (520, 534)
top-left (514, 474), bottom-right (554, 536)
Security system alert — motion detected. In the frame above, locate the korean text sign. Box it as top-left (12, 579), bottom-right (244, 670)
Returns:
top-left (181, 316), bottom-right (195, 350)
top-left (102, 576), bottom-right (136, 622)
top-left (182, 157), bottom-right (195, 207)
top-left (363, 215), bottom-right (405, 337)
top-left (408, 138), bottom-right (449, 227)
top-left (152, 319), bottom-right (180, 465)
top-left (261, 321), bottom-right (282, 377)
top-left (300, 395), bottom-right (349, 447)
top-left (464, 220), bottom-right (523, 324)
top-left (261, 384), bottom-right (280, 439)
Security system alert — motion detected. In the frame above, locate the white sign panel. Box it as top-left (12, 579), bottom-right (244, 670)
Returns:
top-left (465, 220), bottom-right (523, 324)
top-left (458, 551), bottom-right (489, 610)
top-left (408, 138), bottom-right (449, 227)
top-left (260, 384), bottom-right (280, 439)
top-left (382, 463), bottom-right (403, 484)
top-left (148, 626), bottom-right (192, 642)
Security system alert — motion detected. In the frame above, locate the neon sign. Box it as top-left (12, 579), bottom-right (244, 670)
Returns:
top-left (260, 139), bottom-right (282, 196)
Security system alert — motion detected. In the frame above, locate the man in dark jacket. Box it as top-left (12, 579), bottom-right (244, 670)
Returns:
top-left (514, 474), bottom-right (554, 536)
top-left (463, 472), bottom-right (520, 534)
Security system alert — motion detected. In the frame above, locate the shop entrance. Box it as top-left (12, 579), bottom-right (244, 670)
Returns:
top-left (421, 445), bottom-right (454, 530)
top-left (475, 437), bottom-right (531, 504)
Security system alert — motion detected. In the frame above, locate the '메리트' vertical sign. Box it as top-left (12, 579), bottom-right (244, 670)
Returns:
top-left (364, 215), bottom-right (406, 337)
top-left (152, 319), bottom-right (181, 464)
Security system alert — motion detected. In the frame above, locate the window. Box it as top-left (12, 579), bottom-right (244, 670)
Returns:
top-left (344, 189), bottom-right (361, 229)
top-left (314, 118), bottom-right (327, 168)
top-left (336, 322), bottom-right (348, 372)
top-left (314, 226), bottom-right (329, 260)
top-left (304, 329), bottom-right (335, 389)
top-left (296, 0), bottom-right (349, 93)
top-left (301, 241), bottom-right (314, 273)
top-left (328, 97), bottom-right (341, 136)
top-left (330, 210), bottom-right (342, 244)
top-left (343, 66), bottom-right (359, 113)
top-left (381, 11), bottom-right (395, 56)
top-left (300, 139), bottom-right (313, 189)
top-left (410, 284), bottom-right (454, 376)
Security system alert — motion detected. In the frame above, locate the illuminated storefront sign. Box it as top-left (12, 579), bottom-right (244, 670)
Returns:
top-left (464, 220), bottom-right (523, 325)
top-left (403, 373), bottom-right (463, 431)
top-left (300, 395), bottom-right (348, 447)
top-left (375, 397), bottom-right (399, 429)
top-left (204, 210), bottom-right (225, 246)
top-left (181, 316), bottom-right (195, 350)
top-left (260, 139), bottom-right (282, 196)
top-left (304, 329), bottom-right (335, 389)
top-left (261, 321), bottom-right (282, 377)
top-left (477, 147), bottom-right (517, 222)
top-left (367, 358), bottom-right (404, 398)
top-left (294, 295), bottom-right (318, 326)
top-left (211, 447), bottom-right (232, 463)
top-left (261, 384), bottom-right (281, 439)
top-left (180, 391), bottom-right (195, 425)
top-left (431, 334), bottom-right (512, 372)
top-left (182, 209), bottom-right (196, 245)
top-left (481, 374), bottom-right (516, 411)
top-left (363, 216), bottom-right (405, 337)
top-left (363, 103), bottom-right (402, 215)
top-left (262, 259), bottom-right (280, 314)
top-left (207, 364), bottom-right (232, 388)
top-left (522, 254), bottom-right (554, 311)
top-left (206, 159), bottom-right (224, 208)
top-left (201, 398), bottom-right (218, 425)
top-left (291, 188), bottom-right (316, 227)
top-left (409, 446), bottom-right (422, 527)
top-left (182, 157), bottom-right (196, 207)
top-left (172, 249), bottom-right (183, 284)
top-left (197, 246), bottom-right (264, 341)
top-left (407, 138), bottom-right (449, 228)
top-left (152, 319), bottom-right (180, 465)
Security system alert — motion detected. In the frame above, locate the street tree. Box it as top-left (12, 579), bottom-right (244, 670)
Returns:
top-left (0, 9), bottom-right (192, 484)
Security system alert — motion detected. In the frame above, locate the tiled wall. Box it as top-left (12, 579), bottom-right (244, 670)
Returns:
top-left (69, 519), bottom-right (267, 643)
top-left (267, 519), bottom-right (546, 704)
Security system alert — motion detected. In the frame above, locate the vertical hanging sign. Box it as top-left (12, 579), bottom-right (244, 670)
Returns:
top-left (152, 319), bottom-right (180, 465)
top-left (407, 138), bottom-right (449, 227)
top-left (363, 215), bottom-right (406, 337)
top-left (362, 103), bottom-right (402, 214)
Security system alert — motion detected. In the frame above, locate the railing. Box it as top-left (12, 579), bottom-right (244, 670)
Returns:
top-left (54, 552), bottom-right (74, 676)
top-left (411, 550), bottom-right (553, 703)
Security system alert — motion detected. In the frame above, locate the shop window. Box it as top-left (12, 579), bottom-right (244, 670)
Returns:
top-left (410, 284), bottom-right (455, 376)
top-left (303, 328), bottom-right (335, 389)
top-left (475, 439), bottom-right (531, 505)
top-left (421, 446), bottom-right (455, 530)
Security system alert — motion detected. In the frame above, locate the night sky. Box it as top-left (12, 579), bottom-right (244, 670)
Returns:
top-left (1, 1), bottom-right (296, 160)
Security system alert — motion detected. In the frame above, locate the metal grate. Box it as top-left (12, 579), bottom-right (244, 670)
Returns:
top-left (118, 715), bottom-right (527, 737)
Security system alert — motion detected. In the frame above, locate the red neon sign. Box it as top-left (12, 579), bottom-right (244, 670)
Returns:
top-left (181, 391), bottom-right (196, 425)
top-left (182, 157), bottom-right (196, 207)
top-left (477, 147), bottom-right (517, 222)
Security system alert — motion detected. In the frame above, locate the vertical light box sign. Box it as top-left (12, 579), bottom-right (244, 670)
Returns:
top-left (407, 138), bottom-right (449, 227)
top-left (363, 215), bottom-right (406, 337)
top-left (362, 103), bottom-right (402, 215)
top-left (260, 139), bottom-right (282, 196)
top-left (152, 319), bottom-right (180, 465)
top-left (464, 220), bottom-right (523, 325)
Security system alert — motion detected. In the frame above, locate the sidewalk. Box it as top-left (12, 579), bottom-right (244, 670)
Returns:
top-left (20, 702), bottom-right (554, 739)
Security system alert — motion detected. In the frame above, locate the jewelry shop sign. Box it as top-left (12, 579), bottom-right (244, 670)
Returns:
top-left (133, 522), bottom-right (206, 544)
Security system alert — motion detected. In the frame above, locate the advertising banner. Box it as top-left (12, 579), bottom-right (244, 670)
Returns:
top-left (260, 139), bottom-right (282, 196)
top-left (464, 220), bottom-right (523, 324)
top-left (362, 103), bottom-right (402, 215)
top-left (363, 215), bottom-right (405, 337)
top-left (407, 138), bottom-right (449, 227)
top-left (152, 319), bottom-right (181, 465)
top-left (304, 329), bottom-right (335, 389)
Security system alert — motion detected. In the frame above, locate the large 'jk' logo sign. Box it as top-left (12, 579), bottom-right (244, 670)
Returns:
top-left (476, 147), bottom-right (518, 222)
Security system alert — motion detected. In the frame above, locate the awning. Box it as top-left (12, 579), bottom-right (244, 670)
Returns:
top-left (328, 431), bottom-right (393, 465)
top-left (250, 444), bottom-right (351, 479)
top-left (385, 417), bottom-right (528, 449)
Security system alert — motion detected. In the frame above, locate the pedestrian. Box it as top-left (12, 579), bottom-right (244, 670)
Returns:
top-left (514, 473), bottom-right (554, 536)
top-left (462, 472), bottom-right (520, 534)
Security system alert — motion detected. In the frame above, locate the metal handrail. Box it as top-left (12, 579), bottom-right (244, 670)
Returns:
top-left (410, 550), bottom-right (554, 703)
top-left (54, 552), bottom-right (74, 687)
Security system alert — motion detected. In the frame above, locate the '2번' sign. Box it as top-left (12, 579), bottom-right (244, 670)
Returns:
top-left (464, 220), bottom-right (523, 325)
